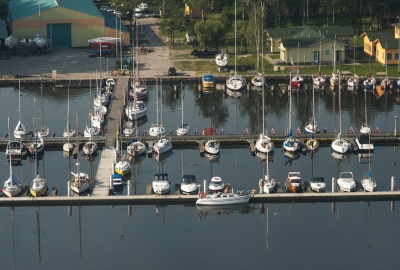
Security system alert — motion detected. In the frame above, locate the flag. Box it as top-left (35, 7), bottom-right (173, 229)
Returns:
top-left (296, 128), bottom-right (301, 134)
top-left (349, 127), bottom-right (354, 133)
top-left (375, 127), bottom-right (380, 133)
top-left (290, 55), bottom-right (295, 72)
top-left (271, 128), bottom-right (275, 135)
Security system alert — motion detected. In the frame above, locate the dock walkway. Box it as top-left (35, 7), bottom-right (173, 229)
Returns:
top-left (105, 76), bottom-right (128, 147)
top-left (91, 146), bottom-right (116, 196)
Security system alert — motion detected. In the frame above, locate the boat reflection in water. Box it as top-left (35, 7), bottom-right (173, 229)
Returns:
top-left (225, 88), bottom-right (244, 99)
top-left (256, 151), bottom-right (274, 163)
top-left (358, 152), bottom-right (374, 164)
top-left (130, 153), bottom-right (147, 165)
top-left (283, 149), bottom-right (300, 162)
top-left (153, 150), bottom-right (173, 162)
top-left (197, 203), bottom-right (253, 220)
top-left (204, 152), bottom-right (220, 163)
top-left (331, 150), bottom-right (352, 162)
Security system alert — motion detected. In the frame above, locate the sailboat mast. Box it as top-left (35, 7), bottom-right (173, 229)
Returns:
top-left (289, 73), bottom-right (292, 134)
top-left (338, 72), bottom-right (341, 135)
top-left (364, 89), bottom-right (368, 126)
top-left (312, 86), bottom-right (315, 130)
top-left (18, 80), bottom-right (21, 124)
top-left (234, 0), bottom-right (237, 74)
top-left (333, 35), bottom-right (336, 73)
top-left (40, 83), bottom-right (44, 132)
top-left (261, 1), bottom-right (265, 135)
top-left (8, 117), bottom-right (13, 179)
top-left (67, 86), bottom-right (70, 131)
top-left (38, 0), bottom-right (41, 34)
top-left (181, 81), bottom-right (184, 128)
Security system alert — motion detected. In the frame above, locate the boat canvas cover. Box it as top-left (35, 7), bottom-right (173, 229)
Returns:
top-left (203, 74), bottom-right (214, 82)
top-left (182, 175), bottom-right (196, 184)
top-left (358, 134), bottom-right (371, 144)
top-left (153, 173), bottom-right (168, 180)
top-left (311, 176), bottom-right (324, 183)
top-left (203, 128), bottom-right (216, 135)
top-left (113, 173), bottom-right (122, 179)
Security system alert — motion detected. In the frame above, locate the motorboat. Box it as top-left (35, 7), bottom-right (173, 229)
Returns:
top-left (208, 176), bottom-right (225, 194)
top-left (33, 33), bottom-right (46, 48)
top-left (115, 155), bottom-right (132, 176)
top-left (255, 134), bottom-right (274, 153)
top-left (91, 110), bottom-right (105, 129)
top-left (363, 76), bottom-right (376, 91)
top-left (153, 138), bottom-right (173, 154)
top-left (205, 139), bottom-right (220, 155)
top-left (215, 51), bottom-right (229, 67)
top-left (361, 172), bottom-right (377, 192)
top-left (180, 174), bottom-right (198, 195)
top-left (330, 73), bottom-right (339, 87)
top-left (354, 134), bottom-right (374, 152)
top-left (30, 174), bottom-right (48, 197)
top-left (5, 141), bottom-right (27, 158)
top-left (112, 173), bottom-right (124, 186)
top-left (125, 100), bottom-right (148, 121)
top-left (291, 75), bottom-right (304, 90)
top-left (251, 74), bottom-right (264, 87)
top-left (63, 142), bottom-right (75, 155)
top-left (93, 92), bottom-right (110, 107)
top-left (152, 173), bottom-right (170, 195)
top-left (309, 176), bottom-right (326, 192)
top-left (226, 74), bottom-right (246, 91)
top-left (284, 172), bottom-right (303, 193)
top-left (202, 74), bottom-right (215, 88)
top-left (5, 35), bottom-right (18, 49)
top-left (337, 171), bottom-right (356, 192)
top-left (360, 123), bottom-right (370, 134)
top-left (347, 76), bottom-right (359, 87)
top-left (196, 191), bottom-right (251, 206)
top-left (129, 78), bottom-right (149, 100)
top-left (127, 138), bottom-right (146, 156)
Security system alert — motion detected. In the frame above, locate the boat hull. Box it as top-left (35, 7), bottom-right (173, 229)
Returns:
top-left (196, 194), bottom-right (251, 205)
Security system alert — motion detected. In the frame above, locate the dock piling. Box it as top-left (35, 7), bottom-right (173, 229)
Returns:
top-left (110, 175), bottom-right (113, 190)
top-left (68, 206), bottom-right (72, 216)
top-left (127, 180), bottom-right (131, 196)
top-left (67, 181), bottom-right (71, 197)
top-left (391, 176), bottom-right (395, 191)
top-left (331, 177), bottom-right (335, 193)
top-left (128, 205), bottom-right (131, 216)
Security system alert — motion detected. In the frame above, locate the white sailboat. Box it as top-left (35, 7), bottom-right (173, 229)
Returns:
top-left (29, 96), bottom-right (44, 156)
top-left (331, 72), bottom-right (352, 154)
top-left (347, 36), bottom-right (359, 88)
top-left (381, 43), bottom-right (390, 91)
top-left (258, 152), bottom-right (276, 194)
top-left (3, 117), bottom-right (22, 198)
top-left (152, 76), bottom-right (172, 155)
top-left (360, 89), bottom-right (371, 133)
top-left (5, 35), bottom-right (18, 49)
top-left (14, 80), bottom-right (28, 139)
top-left (360, 142), bottom-right (377, 192)
top-left (226, 0), bottom-right (246, 91)
top-left (29, 142), bottom-right (48, 197)
top-left (176, 81), bottom-right (190, 135)
top-left (149, 75), bottom-right (165, 137)
top-left (204, 101), bottom-right (220, 155)
top-left (34, 1), bottom-right (46, 48)
top-left (313, 40), bottom-right (325, 87)
top-left (283, 74), bottom-right (301, 152)
top-left (215, 50), bottom-right (229, 67)
top-left (304, 83), bottom-right (320, 134)
top-left (63, 86), bottom-right (76, 138)
top-left (38, 83), bottom-right (50, 137)
top-left (330, 36), bottom-right (339, 87)
top-left (70, 114), bottom-right (90, 194)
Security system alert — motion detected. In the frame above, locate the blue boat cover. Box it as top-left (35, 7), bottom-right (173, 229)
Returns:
top-left (128, 138), bottom-right (137, 145)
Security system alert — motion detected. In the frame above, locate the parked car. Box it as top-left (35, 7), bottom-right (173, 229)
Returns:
top-left (100, 6), bottom-right (110, 11)
top-left (134, 11), bottom-right (142, 18)
top-left (168, 67), bottom-right (177, 76)
top-left (153, 12), bottom-right (160, 18)
top-left (139, 3), bottom-right (148, 11)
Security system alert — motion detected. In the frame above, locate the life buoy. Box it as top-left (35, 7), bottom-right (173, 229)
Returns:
top-left (259, 181), bottom-right (264, 187)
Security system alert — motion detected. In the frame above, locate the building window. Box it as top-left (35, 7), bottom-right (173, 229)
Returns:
top-left (395, 53), bottom-right (399, 60)
top-left (326, 50), bottom-right (330, 55)
top-left (388, 53), bottom-right (392, 60)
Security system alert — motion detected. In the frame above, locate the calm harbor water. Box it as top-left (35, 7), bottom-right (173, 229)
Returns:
top-left (0, 81), bottom-right (400, 269)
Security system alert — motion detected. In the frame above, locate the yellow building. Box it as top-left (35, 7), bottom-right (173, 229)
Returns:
top-left (278, 37), bottom-right (346, 67)
top-left (361, 30), bottom-right (398, 65)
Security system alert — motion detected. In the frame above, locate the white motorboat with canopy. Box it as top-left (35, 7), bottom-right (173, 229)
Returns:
top-left (337, 172), bottom-right (356, 192)
top-left (152, 173), bottom-right (170, 195)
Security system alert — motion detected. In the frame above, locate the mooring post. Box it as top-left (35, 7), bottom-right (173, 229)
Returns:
top-left (110, 175), bottom-right (113, 190)
top-left (391, 176), bottom-right (395, 191)
top-left (128, 205), bottom-right (132, 216)
top-left (112, 163), bottom-right (116, 174)
top-left (203, 179), bottom-right (207, 193)
top-left (127, 180), bottom-right (131, 196)
top-left (68, 206), bottom-right (72, 216)
top-left (67, 181), bottom-right (71, 197)
top-left (391, 201), bottom-right (395, 212)
top-left (331, 177), bottom-right (335, 193)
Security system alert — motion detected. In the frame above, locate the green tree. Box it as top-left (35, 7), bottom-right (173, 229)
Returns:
top-left (158, 0), bottom-right (185, 46)
top-left (194, 13), bottom-right (229, 50)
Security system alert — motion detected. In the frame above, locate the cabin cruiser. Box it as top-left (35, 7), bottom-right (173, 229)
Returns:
top-left (284, 172), bottom-right (303, 193)
top-left (112, 173), bottom-right (124, 186)
top-left (205, 139), bottom-right (220, 155)
top-left (180, 175), bottom-right (198, 195)
top-left (310, 176), bottom-right (326, 192)
top-left (152, 173), bottom-right (170, 195)
top-left (337, 172), bottom-right (356, 192)
top-left (208, 176), bottom-right (225, 194)
top-left (354, 134), bottom-right (374, 152)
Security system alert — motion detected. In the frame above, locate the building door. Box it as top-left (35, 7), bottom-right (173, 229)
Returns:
top-left (313, 51), bottom-right (319, 63)
top-left (47, 23), bottom-right (71, 48)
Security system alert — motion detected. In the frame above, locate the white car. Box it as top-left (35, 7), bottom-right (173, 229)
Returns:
top-left (134, 11), bottom-right (142, 18)
top-left (100, 6), bottom-right (110, 11)
top-left (139, 3), bottom-right (148, 11)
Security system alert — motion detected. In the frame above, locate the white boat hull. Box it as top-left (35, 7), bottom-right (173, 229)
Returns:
top-left (196, 193), bottom-right (251, 205)
top-left (153, 138), bottom-right (173, 154)
top-left (205, 140), bottom-right (220, 154)
top-left (152, 181), bottom-right (170, 194)
top-left (331, 138), bottom-right (352, 154)
top-left (255, 134), bottom-right (274, 153)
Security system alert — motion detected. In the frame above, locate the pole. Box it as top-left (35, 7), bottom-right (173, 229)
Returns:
top-left (67, 181), bottom-right (71, 197)
top-left (120, 16), bottom-right (122, 70)
top-left (127, 180), bottom-right (131, 196)
top-left (115, 12), bottom-right (118, 60)
top-left (391, 176), bottom-right (395, 191)
top-left (395, 116), bottom-right (398, 136)
top-left (331, 177), bottom-right (335, 192)
top-left (203, 179), bottom-right (207, 193)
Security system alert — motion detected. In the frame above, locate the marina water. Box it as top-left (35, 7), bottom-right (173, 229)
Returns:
top-left (0, 81), bottom-right (399, 269)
